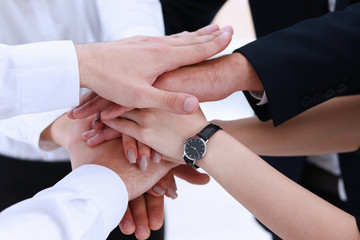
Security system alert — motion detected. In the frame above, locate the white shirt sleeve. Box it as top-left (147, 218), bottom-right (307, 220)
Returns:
top-left (0, 164), bottom-right (128, 240)
top-left (96, 0), bottom-right (165, 39)
top-left (249, 91), bottom-right (268, 106)
top-left (0, 41), bottom-right (80, 119)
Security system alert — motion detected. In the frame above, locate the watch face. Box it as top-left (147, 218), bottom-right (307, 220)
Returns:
top-left (184, 137), bottom-right (206, 161)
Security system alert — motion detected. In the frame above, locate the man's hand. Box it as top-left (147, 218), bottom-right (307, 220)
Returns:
top-left (75, 24), bottom-right (233, 116)
top-left (154, 52), bottom-right (263, 102)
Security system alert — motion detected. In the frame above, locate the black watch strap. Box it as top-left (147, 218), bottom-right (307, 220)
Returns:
top-left (184, 156), bottom-right (199, 169)
top-left (197, 123), bottom-right (222, 141)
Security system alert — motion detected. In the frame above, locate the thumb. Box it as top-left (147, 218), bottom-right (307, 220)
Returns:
top-left (144, 87), bottom-right (199, 114)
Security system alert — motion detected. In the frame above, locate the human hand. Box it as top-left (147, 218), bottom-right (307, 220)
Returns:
top-left (154, 53), bottom-right (263, 102)
top-left (119, 194), bottom-right (164, 240)
top-left (66, 117), bottom-right (176, 200)
top-left (101, 108), bottom-right (209, 164)
top-left (81, 124), bottom-right (161, 171)
top-left (119, 165), bottom-right (210, 239)
top-left (75, 24), bottom-right (233, 117)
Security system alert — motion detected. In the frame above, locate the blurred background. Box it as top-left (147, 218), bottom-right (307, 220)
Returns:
top-left (164, 0), bottom-right (272, 239)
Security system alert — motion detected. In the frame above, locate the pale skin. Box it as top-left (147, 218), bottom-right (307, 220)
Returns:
top-left (69, 52), bottom-right (259, 120)
top-left (41, 115), bottom-right (210, 240)
top-left (99, 96), bottom-right (360, 240)
top-left (71, 24), bottom-right (234, 117)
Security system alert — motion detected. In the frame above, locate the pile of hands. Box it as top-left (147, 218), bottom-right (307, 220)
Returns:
top-left (63, 24), bottom-right (235, 239)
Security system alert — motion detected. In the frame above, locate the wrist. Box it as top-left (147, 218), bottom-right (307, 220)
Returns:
top-left (75, 44), bottom-right (95, 89)
top-left (230, 52), bottom-right (263, 91)
top-left (40, 114), bottom-right (74, 149)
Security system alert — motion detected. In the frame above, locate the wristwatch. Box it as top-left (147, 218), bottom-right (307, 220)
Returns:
top-left (183, 123), bottom-right (222, 169)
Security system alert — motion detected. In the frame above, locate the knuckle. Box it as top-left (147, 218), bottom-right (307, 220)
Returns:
top-left (165, 94), bottom-right (179, 110)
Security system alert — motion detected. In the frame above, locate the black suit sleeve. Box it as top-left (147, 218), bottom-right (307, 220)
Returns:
top-left (160, 0), bottom-right (226, 35)
top-left (235, 2), bottom-right (360, 126)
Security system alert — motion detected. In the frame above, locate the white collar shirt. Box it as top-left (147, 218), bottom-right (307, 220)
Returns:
top-left (0, 0), bottom-right (164, 161)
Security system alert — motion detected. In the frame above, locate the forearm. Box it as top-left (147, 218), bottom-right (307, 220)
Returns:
top-left (199, 131), bottom-right (360, 240)
top-left (214, 96), bottom-right (360, 156)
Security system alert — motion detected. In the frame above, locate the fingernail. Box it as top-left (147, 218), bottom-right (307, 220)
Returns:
top-left (122, 220), bottom-right (133, 229)
top-left (221, 25), bottom-right (233, 32)
top-left (204, 24), bottom-right (218, 32)
top-left (82, 130), bottom-right (93, 140)
top-left (87, 134), bottom-right (99, 144)
top-left (153, 151), bottom-right (161, 163)
top-left (73, 107), bottom-right (83, 115)
top-left (136, 225), bottom-right (147, 235)
top-left (166, 187), bottom-right (178, 199)
top-left (183, 97), bottom-right (198, 113)
top-left (220, 31), bottom-right (231, 39)
top-left (152, 185), bottom-right (165, 196)
top-left (150, 217), bottom-right (160, 227)
top-left (139, 155), bottom-right (148, 171)
top-left (127, 149), bottom-right (137, 164)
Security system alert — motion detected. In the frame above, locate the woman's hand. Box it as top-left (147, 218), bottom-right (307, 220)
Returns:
top-left (101, 108), bottom-right (209, 164)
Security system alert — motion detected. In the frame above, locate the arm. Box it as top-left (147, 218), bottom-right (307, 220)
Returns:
top-left (0, 42), bottom-right (79, 119)
top-left (214, 95), bottom-right (360, 156)
top-left (1, 25), bottom-right (232, 120)
top-left (0, 116), bottom-right (175, 240)
top-left (101, 106), bottom-right (360, 240)
top-left (237, 2), bottom-right (360, 125)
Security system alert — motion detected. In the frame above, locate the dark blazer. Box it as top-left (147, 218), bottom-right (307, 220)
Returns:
top-left (236, 0), bottom-right (360, 126)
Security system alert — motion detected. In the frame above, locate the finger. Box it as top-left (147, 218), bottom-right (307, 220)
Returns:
top-left (101, 105), bottom-right (134, 120)
top-left (73, 95), bottom-right (114, 119)
top-left (92, 113), bottom-right (105, 130)
top-left (142, 87), bottom-right (199, 114)
top-left (149, 172), bottom-right (178, 199)
top-left (82, 129), bottom-right (101, 141)
top-left (79, 91), bottom-right (98, 106)
top-left (153, 151), bottom-right (162, 164)
top-left (87, 126), bottom-right (122, 147)
top-left (172, 165), bottom-right (210, 185)
top-left (169, 24), bottom-right (219, 39)
top-left (171, 26), bottom-right (233, 67)
top-left (167, 27), bottom-right (227, 47)
top-left (145, 194), bottom-right (164, 231)
top-left (122, 134), bottom-right (138, 164)
top-left (129, 196), bottom-right (151, 240)
top-left (137, 141), bottom-right (151, 171)
top-left (102, 118), bottom-right (142, 142)
top-left (67, 91), bottom-right (98, 119)
top-left (119, 207), bottom-right (136, 235)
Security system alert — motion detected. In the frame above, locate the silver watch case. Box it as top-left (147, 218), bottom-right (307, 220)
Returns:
top-left (183, 136), bottom-right (207, 161)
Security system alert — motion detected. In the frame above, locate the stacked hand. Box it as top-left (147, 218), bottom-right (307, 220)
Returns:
top-left (70, 24), bottom-right (234, 119)
top-left (67, 116), bottom-right (210, 239)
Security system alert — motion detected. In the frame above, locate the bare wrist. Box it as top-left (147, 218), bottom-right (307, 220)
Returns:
top-left (74, 44), bottom-right (94, 89)
top-left (40, 114), bottom-right (74, 149)
top-left (230, 52), bottom-right (263, 91)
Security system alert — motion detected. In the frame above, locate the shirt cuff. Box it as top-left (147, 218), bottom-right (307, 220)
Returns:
top-left (249, 91), bottom-right (268, 106)
top-left (12, 41), bottom-right (80, 114)
top-left (47, 164), bottom-right (128, 236)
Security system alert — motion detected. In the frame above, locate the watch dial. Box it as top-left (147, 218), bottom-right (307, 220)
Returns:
top-left (184, 138), bottom-right (206, 160)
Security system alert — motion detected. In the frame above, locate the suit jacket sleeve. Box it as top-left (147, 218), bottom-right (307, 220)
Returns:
top-left (235, 2), bottom-right (360, 126)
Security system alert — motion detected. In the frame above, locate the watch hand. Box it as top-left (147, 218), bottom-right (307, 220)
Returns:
top-left (190, 146), bottom-right (200, 155)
